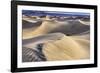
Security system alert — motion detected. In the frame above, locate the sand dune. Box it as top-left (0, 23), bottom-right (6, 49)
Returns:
top-left (22, 19), bottom-right (69, 39)
top-left (22, 20), bottom-right (42, 29)
top-left (22, 15), bottom-right (90, 62)
top-left (43, 34), bottom-right (89, 61)
top-left (22, 33), bottom-right (90, 61)
top-left (71, 34), bottom-right (90, 40)
top-left (78, 19), bottom-right (90, 25)
top-left (23, 33), bottom-right (64, 48)
top-left (50, 20), bottom-right (89, 35)
top-left (23, 19), bottom-right (89, 39)
top-left (70, 30), bottom-right (90, 40)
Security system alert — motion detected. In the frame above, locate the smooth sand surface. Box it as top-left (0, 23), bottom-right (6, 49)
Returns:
top-left (43, 35), bottom-right (90, 61)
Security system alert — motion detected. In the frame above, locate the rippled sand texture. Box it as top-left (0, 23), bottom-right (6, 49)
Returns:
top-left (22, 15), bottom-right (90, 62)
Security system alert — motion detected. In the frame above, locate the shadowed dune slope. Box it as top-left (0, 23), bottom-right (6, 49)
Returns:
top-left (50, 20), bottom-right (89, 35)
top-left (22, 20), bottom-right (42, 29)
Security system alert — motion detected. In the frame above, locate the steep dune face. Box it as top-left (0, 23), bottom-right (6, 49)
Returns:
top-left (43, 35), bottom-right (90, 61)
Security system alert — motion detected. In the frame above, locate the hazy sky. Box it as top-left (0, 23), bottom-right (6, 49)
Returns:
top-left (22, 10), bottom-right (90, 17)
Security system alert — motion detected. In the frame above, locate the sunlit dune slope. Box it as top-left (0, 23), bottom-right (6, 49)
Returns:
top-left (43, 34), bottom-right (89, 61)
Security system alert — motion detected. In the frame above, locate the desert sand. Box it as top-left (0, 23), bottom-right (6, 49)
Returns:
top-left (22, 15), bottom-right (90, 62)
